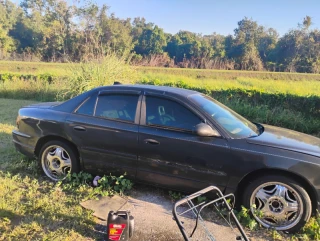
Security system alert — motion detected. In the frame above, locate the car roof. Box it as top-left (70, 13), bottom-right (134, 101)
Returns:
top-left (96, 84), bottom-right (199, 97)
top-left (54, 84), bottom-right (200, 113)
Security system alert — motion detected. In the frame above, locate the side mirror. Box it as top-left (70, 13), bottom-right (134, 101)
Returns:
top-left (195, 123), bottom-right (220, 137)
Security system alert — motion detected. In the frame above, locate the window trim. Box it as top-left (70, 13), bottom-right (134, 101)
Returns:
top-left (93, 92), bottom-right (141, 124)
top-left (74, 96), bottom-right (90, 113)
top-left (141, 93), bottom-right (210, 134)
top-left (98, 89), bottom-right (141, 96)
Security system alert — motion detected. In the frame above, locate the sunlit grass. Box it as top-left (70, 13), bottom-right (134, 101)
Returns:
top-left (0, 95), bottom-right (319, 240)
top-left (0, 172), bottom-right (100, 241)
top-left (0, 99), bottom-right (101, 240)
top-left (0, 61), bottom-right (72, 75)
top-left (138, 72), bottom-right (320, 97)
top-left (0, 61), bottom-right (320, 239)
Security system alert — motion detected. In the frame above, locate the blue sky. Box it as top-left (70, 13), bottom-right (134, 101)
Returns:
top-left (96, 0), bottom-right (320, 36)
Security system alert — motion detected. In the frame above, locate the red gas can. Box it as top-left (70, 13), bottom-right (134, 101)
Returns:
top-left (106, 211), bottom-right (134, 241)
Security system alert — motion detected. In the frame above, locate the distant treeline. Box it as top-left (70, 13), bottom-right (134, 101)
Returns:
top-left (1, 0), bottom-right (320, 73)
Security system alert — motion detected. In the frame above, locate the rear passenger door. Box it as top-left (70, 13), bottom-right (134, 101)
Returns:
top-left (65, 90), bottom-right (142, 179)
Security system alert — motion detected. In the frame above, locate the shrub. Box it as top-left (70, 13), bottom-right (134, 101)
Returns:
top-left (59, 171), bottom-right (133, 199)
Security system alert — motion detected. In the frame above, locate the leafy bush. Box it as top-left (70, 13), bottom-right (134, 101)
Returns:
top-left (299, 212), bottom-right (320, 240)
top-left (234, 206), bottom-right (259, 231)
top-left (168, 191), bottom-right (185, 201)
top-left (59, 171), bottom-right (133, 200)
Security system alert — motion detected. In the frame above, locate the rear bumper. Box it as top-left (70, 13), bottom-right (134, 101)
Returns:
top-left (12, 130), bottom-right (35, 158)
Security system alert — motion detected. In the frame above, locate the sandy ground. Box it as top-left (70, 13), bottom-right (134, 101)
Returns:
top-left (96, 185), bottom-right (272, 241)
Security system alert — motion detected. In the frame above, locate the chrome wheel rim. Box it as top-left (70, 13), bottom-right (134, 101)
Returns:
top-left (250, 182), bottom-right (303, 230)
top-left (41, 145), bottom-right (71, 181)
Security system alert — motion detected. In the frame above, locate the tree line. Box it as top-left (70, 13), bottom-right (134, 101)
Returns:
top-left (0, 0), bottom-right (320, 73)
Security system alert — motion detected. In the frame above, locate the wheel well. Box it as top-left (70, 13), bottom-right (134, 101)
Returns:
top-left (236, 168), bottom-right (318, 214)
top-left (35, 135), bottom-right (80, 160)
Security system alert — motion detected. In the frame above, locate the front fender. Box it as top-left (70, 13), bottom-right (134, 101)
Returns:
top-left (226, 140), bottom-right (320, 207)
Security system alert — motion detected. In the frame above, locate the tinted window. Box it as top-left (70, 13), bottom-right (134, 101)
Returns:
top-left (75, 96), bottom-right (97, 116)
top-left (189, 94), bottom-right (259, 138)
top-left (146, 96), bottom-right (202, 131)
top-left (95, 94), bottom-right (139, 122)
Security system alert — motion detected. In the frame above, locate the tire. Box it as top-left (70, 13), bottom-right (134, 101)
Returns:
top-left (242, 175), bottom-right (312, 233)
top-left (38, 140), bottom-right (80, 181)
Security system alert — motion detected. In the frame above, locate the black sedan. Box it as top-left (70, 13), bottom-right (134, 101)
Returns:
top-left (12, 83), bottom-right (320, 232)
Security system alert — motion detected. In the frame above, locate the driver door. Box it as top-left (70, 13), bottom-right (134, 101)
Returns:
top-left (137, 93), bottom-right (231, 193)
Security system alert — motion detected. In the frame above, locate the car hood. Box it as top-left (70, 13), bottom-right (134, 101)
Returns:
top-left (247, 124), bottom-right (320, 158)
top-left (24, 102), bottom-right (63, 109)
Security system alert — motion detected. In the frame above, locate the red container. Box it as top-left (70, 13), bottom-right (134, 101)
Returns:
top-left (107, 211), bottom-right (134, 241)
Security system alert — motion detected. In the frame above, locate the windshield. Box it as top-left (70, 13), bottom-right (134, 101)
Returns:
top-left (189, 94), bottom-right (259, 138)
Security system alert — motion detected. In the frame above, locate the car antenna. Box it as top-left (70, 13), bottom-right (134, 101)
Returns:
top-left (113, 81), bottom-right (122, 85)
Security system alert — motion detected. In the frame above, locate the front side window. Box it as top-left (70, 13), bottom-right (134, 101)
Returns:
top-left (189, 94), bottom-right (259, 138)
top-left (146, 96), bottom-right (202, 131)
top-left (95, 94), bottom-right (139, 122)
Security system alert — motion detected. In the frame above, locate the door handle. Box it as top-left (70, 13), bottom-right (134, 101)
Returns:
top-left (73, 126), bottom-right (86, 131)
top-left (144, 139), bottom-right (160, 145)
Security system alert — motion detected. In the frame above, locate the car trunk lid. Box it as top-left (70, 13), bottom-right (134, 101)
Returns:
top-left (24, 102), bottom-right (63, 109)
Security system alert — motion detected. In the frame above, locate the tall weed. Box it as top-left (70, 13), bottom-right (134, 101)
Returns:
top-left (60, 54), bottom-right (137, 99)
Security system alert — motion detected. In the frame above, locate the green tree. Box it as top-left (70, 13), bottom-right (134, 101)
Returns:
top-left (0, 0), bottom-right (19, 56)
top-left (135, 25), bottom-right (167, 55)
top-left (275, 16), bottom-right (320, 73)
top-left (232, 17), bottom-right (266, 70)
top-left (131, 17), bottom-right (153, 43)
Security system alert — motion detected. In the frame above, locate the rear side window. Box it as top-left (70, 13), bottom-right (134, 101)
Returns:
top-left (146, 96), bottom-right (202, 131)
top-left (75, 96), bottom-right (97, 116)
top-left (95, 94), bottom-right (139, 123)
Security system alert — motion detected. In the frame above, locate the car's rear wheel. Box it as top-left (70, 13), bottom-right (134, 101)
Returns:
top-left (39, 140), bottom-right (80, 181)
top-left (243, 175), bottom-right (312, 232)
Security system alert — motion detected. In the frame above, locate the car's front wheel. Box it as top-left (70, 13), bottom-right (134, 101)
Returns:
top-left (39, 140), bottom-right (80, 181)
top-left (243, 175), bottom-right (312, 233)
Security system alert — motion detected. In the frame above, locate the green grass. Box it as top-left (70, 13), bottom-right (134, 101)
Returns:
top-left (0, 61), bottom-right (71, 75)
top-left (0, 61), bottom-right (319, 136)
top-left (138, 66), bottom-right (320, 81)
top-left (0, 99), bottom-right (102, 240)
top-left (1, 60), bottom-right (320, 98)
top-left (1, 61), bottom-right (320, 239)
top-left (139, 71), bottom-right (320, 97)
top-left (1, 60), bottom-right (320, 82)
top-left (1, 99), bottom-right (320, 240)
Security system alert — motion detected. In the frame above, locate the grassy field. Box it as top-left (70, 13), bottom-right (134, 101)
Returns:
top-left (1, 60), bottom-right (320, 239)
top-left (1, 61), bottom-right (320, 82)
top-left (0, 61), bottom-right (319, 137)
top-left (0, 100), bottom-right (319, 241)
top-left (0, 98), bottom-right (318, 241)
top-left (0, 61), bottom-right (71, 75)
top-left (0, 99), bottom-right (103, 240)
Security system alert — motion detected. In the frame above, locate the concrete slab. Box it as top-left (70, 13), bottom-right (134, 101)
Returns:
top-left (80, 195), bottom-right (128, 220)
top-left (91, 185), bottom-right (273, 241)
